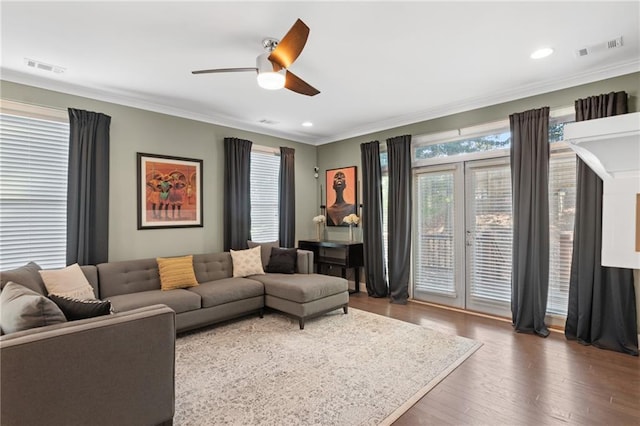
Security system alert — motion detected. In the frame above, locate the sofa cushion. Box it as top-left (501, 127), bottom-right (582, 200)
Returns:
top-left (265, 248), bottom-right (297, 274)
top-left (49, 294), bottom-right (112, 321)
top-left (0, 262), bottom-right (46, 295)
top-left (79, 265), bottom-right (100, 298)
top-left (193, 253), bottom-right (233, 283)
top-left (253, 274), bottom-right (348, 303)
top-left (247, 240), bottom-right (279, 269)
top-left (97, 258), bottom-right (160, 298)
top-left (187, 277), bottom-right (264, 308)
top-left (230, 246), bottom-right (265, 278)
top-left (39, 263), bottom-right (96, 300)
top-left (108, 289), bottom-right (201, 314)
top-left (0, 282), bottom-right (67, 334)
top-left (156, 255), bottom-right (198, 291)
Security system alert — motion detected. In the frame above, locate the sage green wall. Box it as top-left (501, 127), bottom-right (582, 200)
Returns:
top-left (317, 72), bottom-right (640, 240)
top-left (0, 80), bottom-right (318, 261)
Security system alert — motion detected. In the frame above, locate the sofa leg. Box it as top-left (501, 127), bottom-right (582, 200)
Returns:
top-left (343, 305), bottom-right (348, 314)
top-left (299, 318), bottom-right (305, 330)
top-left (259, 309), bottom-right (264, 319)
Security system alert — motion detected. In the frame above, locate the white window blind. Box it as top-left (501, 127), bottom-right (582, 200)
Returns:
top-left (250, 148), bottom-right (280, 242)
top-left (414, 170), bottom-right (456, 296)
top-left (0, 110), bottom-right (69, 270)
top-left (467, 163), bottom-right (513, 305)
top-left (547, 152), bottom-right (576, 316)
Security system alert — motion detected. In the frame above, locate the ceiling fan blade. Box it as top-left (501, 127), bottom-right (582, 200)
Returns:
top-left (268, 19), bottom-right (309, 69)
top-left (285, 70), bottom-right (320, 96)
top-left (192, 67), bottom-right (257, 75)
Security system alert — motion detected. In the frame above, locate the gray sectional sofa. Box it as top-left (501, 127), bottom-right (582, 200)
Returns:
top-left (0, 249), bottom-right (349, 426)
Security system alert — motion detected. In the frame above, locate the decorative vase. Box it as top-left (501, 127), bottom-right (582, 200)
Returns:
top-left (348, 224), bottom-right (353, 241)
top-left (316, 223), bottom-right (323, 240)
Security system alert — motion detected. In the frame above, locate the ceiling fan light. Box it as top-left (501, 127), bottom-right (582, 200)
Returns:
top-left (257, 71), bottom-right (285, 90)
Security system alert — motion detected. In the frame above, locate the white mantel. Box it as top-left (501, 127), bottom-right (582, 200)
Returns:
top-left (564, 112), bottom-right (640, 270)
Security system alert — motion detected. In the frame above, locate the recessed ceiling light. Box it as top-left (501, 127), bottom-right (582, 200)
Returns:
top-left (302, 121), bottom-right (313, 127)
top-left (530, 47), bottom-right (554, 59)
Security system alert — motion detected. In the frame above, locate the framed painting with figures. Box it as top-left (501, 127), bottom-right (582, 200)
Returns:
top-left (137, 152), bottom-right (203, 229)
top-left (325, 166), bottom-right (357, 227)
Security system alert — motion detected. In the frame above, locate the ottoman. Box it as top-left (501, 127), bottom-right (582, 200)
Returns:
top-left (252, 274), bottom-right (349, 329)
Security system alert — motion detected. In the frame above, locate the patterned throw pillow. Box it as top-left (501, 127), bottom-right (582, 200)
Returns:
top-left (230, 246), bottom-right (265, 278)
top-left (39, 263), bottom-right (96, 300)
top-left (49, 294), bottom-right (112, 321)
top-left (156, 255), bottom-right (199, 291)
top-left (0, 281), bottom-right (67, 334)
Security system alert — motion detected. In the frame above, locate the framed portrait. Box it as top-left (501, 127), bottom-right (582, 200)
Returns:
top-left (137, 152), bottom-right (203, 229)
top-left (325, 166), bottom-right (357, 227)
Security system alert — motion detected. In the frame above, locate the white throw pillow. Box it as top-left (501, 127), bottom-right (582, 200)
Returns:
top-left (230, 246), bottom-right (265, 278)
top-left (39, 263), bottom-right (96, 300)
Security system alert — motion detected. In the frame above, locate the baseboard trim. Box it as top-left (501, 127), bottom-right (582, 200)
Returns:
top-left (407, 299), bottom-right (565, 334)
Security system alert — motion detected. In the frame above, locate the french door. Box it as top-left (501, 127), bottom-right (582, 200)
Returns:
top-left (413, 157), bottom-right (512, 317)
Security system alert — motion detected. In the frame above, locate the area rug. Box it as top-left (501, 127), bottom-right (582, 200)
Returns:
top-left (174, 308), bottom-right (482, 425)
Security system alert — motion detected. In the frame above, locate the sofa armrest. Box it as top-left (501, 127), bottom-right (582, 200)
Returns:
top-left (0, 305), bottom-right (176, 426)
top-left (296, 249), bottom-right (314, 274)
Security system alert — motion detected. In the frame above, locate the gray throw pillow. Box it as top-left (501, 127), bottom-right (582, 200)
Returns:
top-left (247, 240), bottom-right (280, 269)
top-left (0, 281), bottom-right (67, 334)
top-left (0, 261), bottom-right (46, 294)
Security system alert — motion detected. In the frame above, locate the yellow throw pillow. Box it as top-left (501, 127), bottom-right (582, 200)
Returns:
top-left (157, 255), bottom-right (199, 291)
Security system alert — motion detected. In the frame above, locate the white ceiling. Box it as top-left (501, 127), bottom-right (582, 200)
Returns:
top-left (1, 1), bottom-right (639, 145)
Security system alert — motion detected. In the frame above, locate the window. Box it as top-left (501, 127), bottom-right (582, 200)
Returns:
top-left (547, 152), bottom-right (576, 316)
top-left (413, 108), bottom-right (574, 165)
top-left (0, 101), bottom-right (69, 270)
top-left (250, 146), bottom-right (280, 242)
top-left (416, 131), bottom-right (511, 160)
top-left (411, 108), bottom-right (576, 318)
top-left (380, 151), bottom-right (389, 271)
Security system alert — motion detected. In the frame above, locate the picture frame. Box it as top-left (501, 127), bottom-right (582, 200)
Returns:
top-left (325, 166), bottom-right (357, 227)
top-left (137, 152), bottom-right (203, 229)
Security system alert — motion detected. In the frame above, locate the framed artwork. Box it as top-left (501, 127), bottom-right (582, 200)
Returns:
top-left (325, 166), bottom-right (357, 227)
top-left (137, 152), bottom-right (203, 229)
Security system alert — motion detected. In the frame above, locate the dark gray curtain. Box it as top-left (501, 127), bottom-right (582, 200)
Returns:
top-left (224, 137), bottom-right (252, 251)
top-left (386, 135), bottom-right (412, 304)
top-left (279, 147), bottom-right (295, 248)
top-left (360, 141), bottom-right (388, 297)
top-left (66, 108), bottom-right (110, 266)
top-left (509, 107), bottom-right (550, 337)
top-left (566, 91), bottom-right (638, 355)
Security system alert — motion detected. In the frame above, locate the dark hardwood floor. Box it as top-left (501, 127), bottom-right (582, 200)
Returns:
top-left (347, 293), bottom-right (640, 425)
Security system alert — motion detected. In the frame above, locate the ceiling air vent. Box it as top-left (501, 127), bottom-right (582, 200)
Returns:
top-left (575, 36), bottom-right (623, 57)
top-left (24, 58), bottom-right (65, 74)
top-left (258, 119), bottom-right (278, 125)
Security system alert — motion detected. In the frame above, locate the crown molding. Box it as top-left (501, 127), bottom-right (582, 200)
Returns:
top-left (3, 59), bottom-right (638, 147)
top-left (311, 59), bottom-right (640, 145)
top-left (0, 68), bottom-right (313, 144)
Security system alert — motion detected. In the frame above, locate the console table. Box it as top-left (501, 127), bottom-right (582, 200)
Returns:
top-left (298, 240), bottom-right (364, 294)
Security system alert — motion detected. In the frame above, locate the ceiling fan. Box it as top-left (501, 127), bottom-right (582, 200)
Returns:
top-left (192, 19), bottom-right (320, 96)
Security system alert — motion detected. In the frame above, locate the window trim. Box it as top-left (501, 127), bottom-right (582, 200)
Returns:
top-left (0, 99), bottom-right (68, 123)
